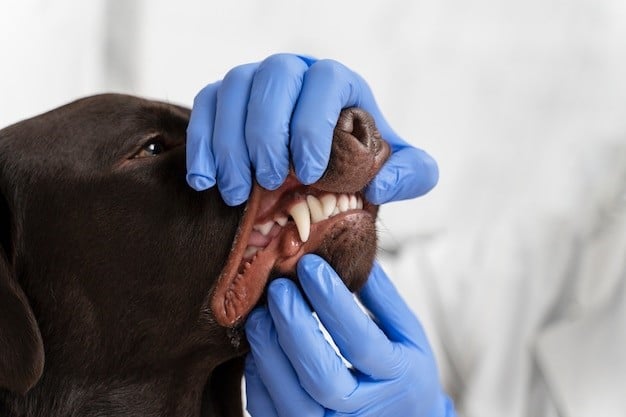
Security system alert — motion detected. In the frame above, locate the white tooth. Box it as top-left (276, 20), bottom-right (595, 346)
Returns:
top-left (356, 196), bottom-right (363, 209)
top-left (274, 215), bottom-right (288, 227)
top-left (331, 207), bottom-right (340, 216)
top-left (253, 220), bottom-right (274, 236)
top-left (243, 246), bottom-right (260, 259)
top-left (288, 201), bottom-right (311, 242)
top-left (320, 194), bottom-right (337, 217)
top-left (307, 195), bottom-right (326, 223)
top-left (337, 194), bottom-right (349, 212)
top-left (349, 195), bottom-right (357, 210)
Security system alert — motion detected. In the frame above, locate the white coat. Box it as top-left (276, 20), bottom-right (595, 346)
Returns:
top-left (381, 138), bottom-right (626, 417)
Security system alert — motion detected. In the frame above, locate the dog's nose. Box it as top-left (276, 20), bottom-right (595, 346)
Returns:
top-left (315, 108), bottom-right (390, 193)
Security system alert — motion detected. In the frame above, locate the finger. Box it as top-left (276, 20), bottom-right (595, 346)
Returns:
top-left (358, 262), bottom-right (431, 350)
top-left (186, 81), bottom-right (221, 191)
top-left (327, 378), bottom-right (424, 417)
top-left (245, 308), bottom-right (324, 417)
top-left (244, 355), bottom-right (280, 417)
top-left (297, 255), bottom-right (408, 380)
top-left (364, 146), bottom-right (439, 204)
top-left (266, 279), bottom-right (358, 412)
top-left (290, 59), bottom-right (369, 184)
top-left (295, 54), bottom-right (317, 66)
top-left (246, 54), bottom-right (309, 190)
top-left (213, 63), bottom-right (258, 206)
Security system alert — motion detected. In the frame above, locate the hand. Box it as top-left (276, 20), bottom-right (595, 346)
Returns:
top-left (186, 53), bottom-right (438, 206)
top-left (244, 255), bottom-right (456, 417)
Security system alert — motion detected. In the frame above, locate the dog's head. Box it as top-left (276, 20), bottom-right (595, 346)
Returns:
top-left (0, 94), bottom-right (389, 396)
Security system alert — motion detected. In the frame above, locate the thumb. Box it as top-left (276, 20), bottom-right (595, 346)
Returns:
top-left (365, 146), bottom-right (439, 204)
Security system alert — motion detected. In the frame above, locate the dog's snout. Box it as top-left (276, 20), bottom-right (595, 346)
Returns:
top-left (315, 107), bottom-right (391, 194)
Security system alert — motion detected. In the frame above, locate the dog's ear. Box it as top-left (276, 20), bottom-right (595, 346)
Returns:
top-left (0, 188), bottom-right (44, 394)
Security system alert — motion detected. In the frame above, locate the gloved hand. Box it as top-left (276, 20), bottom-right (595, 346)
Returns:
top-left (186, 53), bottom-right (438, 206)
top-left (244, 254), bottom-right (456, 417)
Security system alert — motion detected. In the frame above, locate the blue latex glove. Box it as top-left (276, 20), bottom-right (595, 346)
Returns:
top-left (244, 255), bottom-right (456, 417)
top-left (186, 53), bottom-right (439, 206)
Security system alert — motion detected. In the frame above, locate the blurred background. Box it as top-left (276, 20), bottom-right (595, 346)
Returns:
top-left (1, 1), bottom-right (624, 416)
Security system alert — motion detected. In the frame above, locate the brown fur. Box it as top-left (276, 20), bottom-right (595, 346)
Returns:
top-left (0, 94), bottom-right (387, 417)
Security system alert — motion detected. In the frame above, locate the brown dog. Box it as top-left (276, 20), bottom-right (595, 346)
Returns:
top-left (0, 94), bottom-right (389, 417)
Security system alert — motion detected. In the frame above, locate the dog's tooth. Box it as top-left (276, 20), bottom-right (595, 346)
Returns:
top-left (243, 246), bottom-right (259, 259)
top-left (306, 195), bottom-right (326, 223)
top-left (337, 194), bottom-right (349, 212)
top-left (289, 201), bottom-right (311, 243)
top-left (356, 196), bottom-right (363, 209)
top-left (320, 194), bottom-right (337, 217)
top-left (331, 206), bottom-right (340, 216)
top-left (253, 220), bottom-right (275, 236)
top-left (349, 195), bottom-right (357, 210)
top-left (274, 215), bottom-right (288, 227)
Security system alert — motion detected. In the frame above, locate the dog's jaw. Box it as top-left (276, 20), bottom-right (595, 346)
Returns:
top-left (209, 108), bottom-right (390, 327)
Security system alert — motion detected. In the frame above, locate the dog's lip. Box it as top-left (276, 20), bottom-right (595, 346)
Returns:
top-left (208, 181), bottom-right (274, 328)
top-left (208, 177), bottom-right (376, 328)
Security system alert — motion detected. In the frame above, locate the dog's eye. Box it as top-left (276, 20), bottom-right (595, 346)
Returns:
top-left (134, 140), bottom-right (166, 158)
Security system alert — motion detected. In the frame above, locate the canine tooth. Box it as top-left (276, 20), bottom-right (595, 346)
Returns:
top-left (349, 195), bottom-right (357, 210)
top-left (320, 194), bottom-right (337, 217)
top-left (331, 207), bottom-right (340, 216)
top-left (306, 195), bottom-right (326, 223)
top-left (337, 194), bottom-right (349, 212)
top-left (356, 196), bottom-right (363, 209)
top-left (289, 201), bottom-right (311, 242)
top-left (253, 220), bottom-right (274, 236)
top-left (274, 215), bottom-right (288, 227)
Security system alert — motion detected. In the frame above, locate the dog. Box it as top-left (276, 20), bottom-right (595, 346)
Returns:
top-left (0, 94), bottom-right (390, 417)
